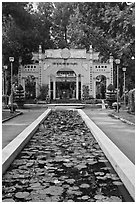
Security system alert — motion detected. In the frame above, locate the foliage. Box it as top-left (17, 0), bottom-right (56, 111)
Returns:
top-left (25, 75), bottom-right (36, 99)
top-left (127, 89), bottom-right (135, 113)
top-left (50, 2), bottom-right (76, 48)
top-left (2, 2), bottom-right (135, 91)
top-left (106, 86), bottom-right (117, 107)
top-left (2, 2), bottom-right (53, 73)
top-left (14, 84), bottom-right (25, 108)
top-left (38, 84), bottom-right (49, 100)
top-left (107, 84), bottom-right (115, 91)
top-left (82, 85), bottom-right (89, 100)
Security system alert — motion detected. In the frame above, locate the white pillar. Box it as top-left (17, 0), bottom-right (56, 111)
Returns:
top-left (93, 78), bottom-right (96, 98)
top-left (48, 75), bottom-right (51, 99)
top-left (21, 78), bottom-right (25, 91)
top-left (36, 78), bottom-right (38, 98)
top-left (2, 71), bottom-right (4, 95)
top-left (106, 77), bottom-right (110, 93)
top-left (76, 75), bottom-right (79, 100)
top-left (53, 78), bottom-right (56, 99)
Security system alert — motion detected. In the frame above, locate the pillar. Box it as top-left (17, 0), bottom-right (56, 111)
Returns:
top-left (39, 45), bottom-right (42, 87)
top-left (21, 78), bottom-right (25, 91)
top-left (106, 77), bottom-right (110, 93)
top-left (35, 78), bottom-right (39, 98)
top-left (2, 70), bottom-right (4, 95)
top-left (93, 78), bottom-right (96, 98)
top-left (76, 75), bottom-right (79, 100)
top-left (53, 78), bottom-right (56, 99)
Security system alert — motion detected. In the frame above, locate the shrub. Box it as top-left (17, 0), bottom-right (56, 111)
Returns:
top-left (14, 84), bottom-right (25, 108)
top-left (38, 85), bottom-right (49, 101)
top-left (82, 85), bottom-right (89, 100)
top-left (128, 89), bottom-right (135, 113)
top-left (2, 95), bottom-right (9, 106)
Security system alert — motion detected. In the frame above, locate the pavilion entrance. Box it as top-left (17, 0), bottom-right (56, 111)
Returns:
top-left (56, 81), bottom-right (76, 99)
top-left (49, 68), bottom-right (82, 101)
top-left (55, 68), bottom-right (76, 100)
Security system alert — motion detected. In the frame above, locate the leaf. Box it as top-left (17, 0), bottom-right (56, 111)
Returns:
top-left (15, 192), bottom-right (30, 199)
top-left (3, 198), bottom-right (15, 202)
top-left (76, 164), bottom-right (87, 169)
top-left (94, 194), bottom-right (106, 200)
top-left (81, 195), bottom-right (90, 200)
top-left (102, 196), bottom-right (122, 202)
top-left (43, 186), bottom-right (63, 196)
top-left (113, 181), bottom-right (123, 186)
top-left (66, 178), bottom-right (75, 184)
top-left (80, 183), bottom-right (90, 188)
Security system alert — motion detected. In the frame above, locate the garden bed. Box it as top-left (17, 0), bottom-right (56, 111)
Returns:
top-left (2, 110), bottom-right (133, 202)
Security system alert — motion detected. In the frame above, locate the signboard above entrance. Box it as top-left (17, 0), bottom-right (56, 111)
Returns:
top-left (45, 48), bottom-right (87, 59)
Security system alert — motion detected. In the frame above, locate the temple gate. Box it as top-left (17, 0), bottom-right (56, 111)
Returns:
top-left (20, 45), bottom-right (113, 100)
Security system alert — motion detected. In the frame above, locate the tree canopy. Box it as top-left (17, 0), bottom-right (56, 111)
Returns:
top-left (2, 2), bottom-right (135, 89)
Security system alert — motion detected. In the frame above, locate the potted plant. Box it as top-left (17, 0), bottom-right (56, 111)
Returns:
top-left (14, 84), bottom-right (25, 108)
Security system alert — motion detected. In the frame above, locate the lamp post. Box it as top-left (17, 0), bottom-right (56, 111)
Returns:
top-left (115, 59), bottom-right (120, 112)
top-left (3, 65), bottom-right (8, 105)
top-left (18, 57), bottom-right (22, 85)
top-left (9, 57), bottom-right (14, 113)
top-left (122, 67), bottom-right (127, 107)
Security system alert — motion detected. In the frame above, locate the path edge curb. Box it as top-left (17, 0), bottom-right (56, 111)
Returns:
top-left (78, 109), bottom-right (135, 201)
top-left (109, 113), bottom-right (135, 126)
top-left (2, 111), bottom-right (23, 123)
top-left (2, 109), bottom-right (51, 175)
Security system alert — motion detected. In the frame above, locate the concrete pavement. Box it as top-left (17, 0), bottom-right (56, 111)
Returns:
top-left (2, 108), bottom-right (47, 149)
top-left (2, 106), bottom-right (135, 164)
top-left (83, 108), bottom-right (135, 164)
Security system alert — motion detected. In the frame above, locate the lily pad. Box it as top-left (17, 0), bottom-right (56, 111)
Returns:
top-left (53, 179), bottom-right (60, 184)
top-left (81, 195), bottom-right (90, 200)
top-left (63, 163), bottom-right (74, 168)
top-left (94, 172), bottom-right (105, 176)
top-left (80, 183), bottom-right (90, 188)
top-left (43, 186), bottom-right (63, 196)
top-left (102, 196), bottom-right (122, 202)
top-left (113, 181), bottom-right (123, 186)
top-left (94, 194), bottom-right (106, 200)
top-left (76, 164), bottom-right (87, 170)
top-left (66, 179), bottom-right (75, 184)
top-left (15, 192), bottom-right (30, 199)
top-left (3, 198), bottom-right (15, 202)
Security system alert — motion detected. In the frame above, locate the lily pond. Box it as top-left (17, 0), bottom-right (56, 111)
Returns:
top-left (2, 110), bottom-right (133, 202)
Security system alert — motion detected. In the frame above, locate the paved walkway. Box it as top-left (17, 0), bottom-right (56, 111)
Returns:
top-left (2, 106), bottom-right (135, 165)
top-left (2, 108), bottom-right (47, 149)
top-left (83, 108), bottom-right (135, 164)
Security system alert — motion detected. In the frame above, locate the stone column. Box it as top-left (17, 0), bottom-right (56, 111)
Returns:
top-left (21, 78), bottom-right (25, 92)
top-left (93, 78), bottom-right (96, 98)
top-left (35, 78), bottom-right (39, 98)
top-left (106, 77), bottom-right (110, 93)
top-left (76, 75), bottom-right (79, 100)
top-left (2, 70), bottom-right (4, 95)
top-left (39, 45), bottom-right (42, 87)
top-left (53, 77), bottom-right (56, 100)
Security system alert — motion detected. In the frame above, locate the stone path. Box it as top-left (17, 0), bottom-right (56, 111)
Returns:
top-left (83, 108), bottom-right (135, 164)
top-left (2, 108), bottom-right (47, 149)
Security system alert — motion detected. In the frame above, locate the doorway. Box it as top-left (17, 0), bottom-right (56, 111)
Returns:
top-left (56, 81), bottom-right (76, 99)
